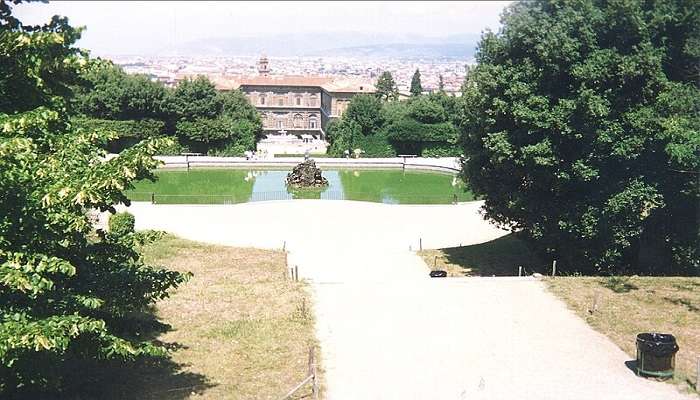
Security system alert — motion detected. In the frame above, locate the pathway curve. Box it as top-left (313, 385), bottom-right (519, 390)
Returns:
top-left (123, 200), bottom-right (690, 400)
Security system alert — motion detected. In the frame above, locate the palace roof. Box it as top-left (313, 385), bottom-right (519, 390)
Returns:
top-left (176, 73), bottom-right (375, 94)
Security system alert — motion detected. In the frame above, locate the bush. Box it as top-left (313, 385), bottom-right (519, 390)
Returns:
top-left (176, 116), bottom-right (256, 155)
top-left (385, 119), bottom-right (458, 143)
top-left (356, 133), bottom-right (396, 157)
top-left (422, 143), bottom-right (462, 157)
top-left (157, 138), bottom-right (189, 155)
top-left (109, 212), bottom-right (135, 236)
top-left (71, 117), bottom-right (166, 153)
top-left (71, 117), bottom-right (165, 139)
top-left (207, 142), bottom-right (248, 156)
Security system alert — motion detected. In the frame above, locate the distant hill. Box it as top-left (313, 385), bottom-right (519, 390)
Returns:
top-left (307, 42), bottom-right (478, 59)
top-left (172, 31), bottom-right (482, 59)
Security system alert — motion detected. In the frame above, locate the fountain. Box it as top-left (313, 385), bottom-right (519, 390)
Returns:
top-left (286, 160), bottom-right (329, 188)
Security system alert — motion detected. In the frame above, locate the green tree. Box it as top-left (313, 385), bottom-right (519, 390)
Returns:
top-left (176, 115), bottom-right (256, 155)
top-left (218, 89), bottom-right (263, 141)
top-left (344, 94), bottom-right (384, 136)
top-left (168, 75), bottom-right (222, 121)
top-left (375, 71), bottom-right (398, 101)
top-left (408, 96), bottom-right (448, 124)
top-left (327, 119), bottom-right (362, 157)
top-left (72, 61), bottom-right (169, 121)
top-left (410, 69), bottom-right (423, 97)
top-left (460, 0), bottom-right (700, 275)
top-left (0, 1), bottom-right (188, 395)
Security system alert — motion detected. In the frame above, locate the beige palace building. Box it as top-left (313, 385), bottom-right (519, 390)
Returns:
top-left (205, 56), bottom-right (375, 141)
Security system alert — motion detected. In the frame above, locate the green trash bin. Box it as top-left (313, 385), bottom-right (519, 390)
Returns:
top-left (636, 333), bottom-right (679, 378)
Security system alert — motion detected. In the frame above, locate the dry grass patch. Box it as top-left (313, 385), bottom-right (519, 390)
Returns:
top-left (546, 276), bottom-right (700, 393)
top-left (93, 234), bottom-right (321, 399)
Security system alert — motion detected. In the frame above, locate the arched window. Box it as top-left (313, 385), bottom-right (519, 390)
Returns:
top-left (259, 94), bottom-right (266, 105)
top-left (293, 114), bottom-right (303, 128)
top-left (309, 116), bottom-right (317, 129)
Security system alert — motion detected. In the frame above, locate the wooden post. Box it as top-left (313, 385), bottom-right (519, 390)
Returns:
top-left (312, 357), bottom-right (318, 399)
top-left (307, 346), bottom-right (314, 376)
top-left (294, 265), bottom-right (299, 282)
top-left (308, 346), bottom-right (318, 399)
top-left (589, 291), bottom-right (601, 314)
top-left (696, 357), bottom-right (699, 392)
top-left (552, 260), bottom-right (557, 277)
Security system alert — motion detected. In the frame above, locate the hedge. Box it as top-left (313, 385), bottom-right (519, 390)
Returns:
top-left (71, 117), bottom-right (165, 138)
top-left (356, 133), bottom-right (396, 157)
top-left (71, 117), bottom-right (166, 153)
top-left (421, 142), bottom-right (463, 157)
top-left (384, 119), bottom-right (458, 143)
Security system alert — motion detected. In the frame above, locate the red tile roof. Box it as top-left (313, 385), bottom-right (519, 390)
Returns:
top-left (176, 73), bottom-right (374, 93)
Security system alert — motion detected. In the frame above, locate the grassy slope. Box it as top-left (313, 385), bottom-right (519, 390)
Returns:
top-left (87, 235), bottom-right (321, 399)
top-left (547, 277), bottom-right (699, 393)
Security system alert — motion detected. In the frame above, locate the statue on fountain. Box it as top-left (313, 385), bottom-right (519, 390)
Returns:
top-left (286, 160), bottom-right (329, 188)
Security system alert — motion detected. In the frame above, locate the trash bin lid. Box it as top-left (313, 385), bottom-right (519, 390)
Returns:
top-left (636, 333), bottom-right (679, 356)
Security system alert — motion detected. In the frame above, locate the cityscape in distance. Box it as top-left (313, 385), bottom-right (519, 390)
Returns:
top-left (112, 54), bottom-right (473, 94)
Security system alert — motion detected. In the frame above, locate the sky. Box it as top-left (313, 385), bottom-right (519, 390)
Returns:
top-left (14, 1), bottom-right (511, 56)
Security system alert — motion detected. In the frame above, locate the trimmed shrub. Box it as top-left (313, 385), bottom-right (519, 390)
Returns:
top-left (71, 117), bottom-right (165, 138)
top-left (422, 143), bottom-right (462, 157)
top-left (71, 117), bottom-right (166, 153)
top-left (356, 133), bottom-right (396, 157)
top-left (385, 119), bottom-right (458, 143)
top-left (157, 139), bottom-right (189, 156)
top-left (109, 212), bottom-right (135, 236)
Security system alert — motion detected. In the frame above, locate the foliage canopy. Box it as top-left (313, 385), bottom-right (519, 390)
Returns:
top-left (459, 0), bottom-right (699, 275)
top-left (0, 1), bottom-right (188, 394)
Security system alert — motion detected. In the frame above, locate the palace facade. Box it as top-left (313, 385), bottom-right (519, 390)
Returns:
top-left (202, 56), bottom-right (375, 140)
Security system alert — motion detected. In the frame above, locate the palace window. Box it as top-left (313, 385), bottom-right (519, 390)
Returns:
top-left (278, 98), bottom-right (284, 106)
top-left (309, 117), bottom-right (317, 129)
top-left (296, 96), bottom-right (301, 106)
top-left (259, 95), bottom-right (266, 105)
top-left (293, 114), bottom-right (303, 128)
top-left (309, 95), bottom-right (317, 107)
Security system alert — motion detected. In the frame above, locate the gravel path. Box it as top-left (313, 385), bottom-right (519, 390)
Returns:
top-left (122, 200), bottom-right (691, 399)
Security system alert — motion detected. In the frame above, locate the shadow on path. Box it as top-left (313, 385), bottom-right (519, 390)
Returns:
top-left (438, 234), bottom-right (543, 276)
